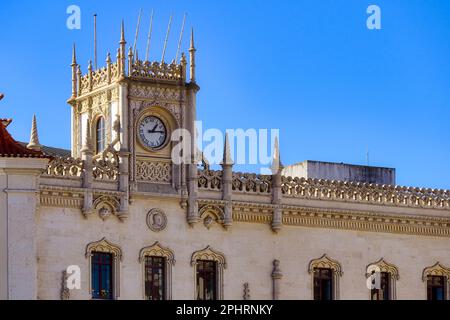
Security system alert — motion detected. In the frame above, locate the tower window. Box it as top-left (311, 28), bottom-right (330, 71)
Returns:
top-left (427, 276), bottom-right (447, 300)
top-left (144, 256), bottom-right (166, 300)
top-left (313, 268), bottom-right (334, 300)
top-left (91, 252), bottom-right (113, 300)
top-left (96, 117), bottom-right (106, 153)
top-left (196, 260), bottom-right (217, 300)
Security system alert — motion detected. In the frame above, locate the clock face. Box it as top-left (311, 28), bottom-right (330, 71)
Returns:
top-left (138, 116), bottom-right (167, 149)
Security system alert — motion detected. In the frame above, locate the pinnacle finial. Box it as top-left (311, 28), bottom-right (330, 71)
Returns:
top-left (71, 43), bottom-right (77, 66)
top-left (106, 52), bottom-right (111, 64)
top-left (221, 133), bottom-right (233, 166)
top-left (81, 119), bottom-right (93, 153)
top-left (189, 27), bottom-right (196, 51)
top-left (271, 136), bottom-right (283, 174)
top-left (120, 20), bottom-right (126, 44)
top-left (88, 60), bottom-right (93, 72)
top-left (27, 115), bottom-right (42, 151)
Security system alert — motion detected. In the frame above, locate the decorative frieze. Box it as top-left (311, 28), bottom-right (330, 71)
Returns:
top-left (130, 60), bottom-right (183, 81)
top-left (136, 160), bottom-right (171, 183)
top-left (282, 176), bottom-right (450, 210)
top-left (45, 156), bottom-right (83, 178)
top-left (40, 187), bottom-right (83, 208)
top-left (198, 170), bottom-right (222, 190)
top-left (232, 172), bottom-right (272, 194)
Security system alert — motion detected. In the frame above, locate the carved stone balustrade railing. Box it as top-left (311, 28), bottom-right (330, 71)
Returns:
top-left (281, 176), bottom-right (450, 210)
top-left (130, 60), bottom-right (183, 81)
top-left (79, 62), bottom-right (119, 95)
top-left (198, 170), bottom-right (222, 190)
top-left (45, 156), bottom-right (84, 178)
top-left (93, 149), bottom-right (119, 182)
top-left (232, 172), bottom-right (272, 194)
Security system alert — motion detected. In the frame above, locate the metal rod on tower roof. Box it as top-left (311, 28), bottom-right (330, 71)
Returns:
top-left (94, 14), bottom-right (98, 69)
top-left (145, 10), bottom-right (154, 61)
top-left (175, 13), bottom-right (187, 63)
top-left (161, 14), bottom-right (173, 64)
top-left (133, 9), bottom-right (143, 57)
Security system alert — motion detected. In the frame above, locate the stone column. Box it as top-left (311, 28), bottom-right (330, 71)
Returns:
top-left (221, 133), bottom-right (233, 228)
top-left (271, 138), bottom-right (283, 233)
top-left (272, 260), bottom-right (283, 300)
top-left (81, 119), bottom-right (94, 216)
top-left (187, 82), bottom-right (200, 225)
top-left (0, 157), bottom-right (48, 300)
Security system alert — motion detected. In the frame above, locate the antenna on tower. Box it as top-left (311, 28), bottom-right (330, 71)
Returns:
top-left (145, 10), bottom-right (154, 61)
top-left (161, 14), bottom-right (173, 64)
top-left (175, 13), bottom-right (187, 63)
top-left (366, 147), bottom-right (370, 166)
top-left (133, 9), bottom-right (143, 57)
top-left (94, 14), bottom-right (98, 69)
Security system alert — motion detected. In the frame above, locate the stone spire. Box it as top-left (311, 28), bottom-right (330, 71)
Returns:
top-left (119, 20), bottom-right (127, 77)
top-left (70, 44), bottom-right (78, 99)
top-left (27, 115), bottom-right (42, 151)
top-left (81, 119), bottom-right (93, 153)
top-left (221, 133), bottom-right (233, 166)
top-left (271, 136), bottom-right (283, 174)
top-left (189, 28), bottom-right (196, 83)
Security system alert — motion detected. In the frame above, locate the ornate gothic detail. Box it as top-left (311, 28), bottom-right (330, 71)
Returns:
top-left (61, 271), bottom-right (70, 300)
top-left (308, 254), bottom-right (343, 276)
top-left (146, 208), bottom-right (167, 232)
top-left (130, 60), bottom-right (183, 81)
top-left (46, 156), bottom-right (83, 178)
top-left (232, 172), bottom-right (272, 194)
top-left (136, 160), bottom-right (171, 183)
top-left (85, 237), bottom-right (122, 261)
top-left (366, 258), bottom-right (400, 280)
top-left (422, 262), bottom-right (450, 282)
top-left (191, 246), bottom-right (227, 268)
top-left (79, 62), bottom-right (119, 95)
top-left (198, 169), bottom-right (222, 190)
top-left (199, 204), bottom-right (225, 229)
top-left (93, 147), bottom-right (119, 181)
top-left (93, 195), bottom-right (120, 220)
top-left (243, 283), bottom-right (250, 300)
top-left (138, 242), bottom-right (175, 265)
top-left (281, 176), bottom-right (450, 210)
top-left (272, 260), bottom-right (283, 300)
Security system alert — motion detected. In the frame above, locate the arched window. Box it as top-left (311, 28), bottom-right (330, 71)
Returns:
top-left (308, 254), bottom-right (343, 300)
top-left (191, 246), bottom-right (226, 300)
top-left (366, 258), bottom-right (399, 300)
top-left (96, 117), bottom-right (106, 153)
top-left (85, 238), bottom-right (122, 300)
top-left (139, 242), bottom-right (175, 300)
top-left (422, 262), bottom-right (450, 300)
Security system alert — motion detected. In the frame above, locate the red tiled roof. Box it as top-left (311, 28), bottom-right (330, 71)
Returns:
top-left (0, 119), bottom-right (49, 158)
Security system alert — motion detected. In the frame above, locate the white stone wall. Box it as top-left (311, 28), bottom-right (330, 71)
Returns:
top-left (35, 198), bottom-right (450, 300)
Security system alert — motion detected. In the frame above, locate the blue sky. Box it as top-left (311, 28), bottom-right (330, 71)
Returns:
top-left (0, 0), bottom-right (449, 189)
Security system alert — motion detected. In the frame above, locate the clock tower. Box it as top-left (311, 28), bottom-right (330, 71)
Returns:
top-left (67, 22), bottom-right (199, 218)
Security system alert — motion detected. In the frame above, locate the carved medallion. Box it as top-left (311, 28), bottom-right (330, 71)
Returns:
top-left (147, 208), bottom-right (167, 232)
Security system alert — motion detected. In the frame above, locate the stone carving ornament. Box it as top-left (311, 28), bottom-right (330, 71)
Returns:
top-left (147, 208), bottom-right (167, 232)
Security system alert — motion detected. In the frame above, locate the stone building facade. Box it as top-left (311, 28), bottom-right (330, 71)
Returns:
top-left (0, 24), bottom-right (450, 301)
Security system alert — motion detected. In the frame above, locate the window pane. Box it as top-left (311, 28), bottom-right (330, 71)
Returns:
top-left (314, 268), bottom-right (333, 301)
top-left (196, 260), bottom-right (217, 300)
top-left (427, 276), bottom-right (447, 301)
top-left (371, 272), bottom-right (391, 301)
top-left (91, 252), bottom-right (113, 300)
top-left (145, 256), bottom-right (166, 300)
top-left (96, 117), bottom-right (106, 153)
